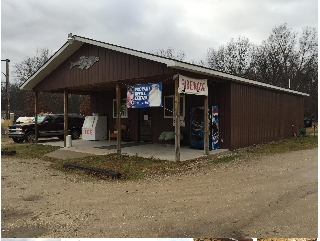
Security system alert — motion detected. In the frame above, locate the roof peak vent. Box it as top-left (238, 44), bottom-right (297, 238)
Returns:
top-left (67, 33), bottom-right (74, 44)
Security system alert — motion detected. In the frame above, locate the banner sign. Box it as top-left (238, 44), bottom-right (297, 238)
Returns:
top-left (178, 75), bottom-right (208, 96)
top-left (127, 82), bottom-right (162, 108)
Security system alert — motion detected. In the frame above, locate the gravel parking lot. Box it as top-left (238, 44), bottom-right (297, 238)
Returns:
top-left (1, 148), bottom-right (317, 238)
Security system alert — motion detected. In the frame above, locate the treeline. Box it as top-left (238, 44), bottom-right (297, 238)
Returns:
top-left (2, 23), bottom-right (317, 119)
top-left (159, 24), bottom-right (318, 119)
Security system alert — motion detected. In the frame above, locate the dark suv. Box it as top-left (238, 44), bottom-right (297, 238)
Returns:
top-left (8, 114), bottom-right (85, 143)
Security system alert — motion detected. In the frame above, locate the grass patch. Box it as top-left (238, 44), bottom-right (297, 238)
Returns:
top-left (214, 153), bottom-right (243, 164)
top-left (1, 141), bottom-right (60, 159)
top-left (53, 153), bottom-right (185, 181)
top-left (245, 136), bottom-right (318, 155)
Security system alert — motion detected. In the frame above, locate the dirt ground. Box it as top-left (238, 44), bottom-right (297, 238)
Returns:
top-left (1, 147), bottom-right (317, 238)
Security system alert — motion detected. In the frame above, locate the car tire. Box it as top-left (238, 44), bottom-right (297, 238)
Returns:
top-left (71, 129), bottom-right (81, 140)
top-left (12, 138), bottom-right (24, 143)
top-left (25, 131), bottom-right (36, 143)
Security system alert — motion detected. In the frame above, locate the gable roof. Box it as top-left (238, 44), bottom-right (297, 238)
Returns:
top-left (21, 34), bottom-right (309, 97)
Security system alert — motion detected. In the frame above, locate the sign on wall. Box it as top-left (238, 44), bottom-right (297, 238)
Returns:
top-left (127, 82), bottom-right (162, 108)
top-left (178, 75), bottom-right (208, 96)
top-left (70, 56), bottom-right (99, 70)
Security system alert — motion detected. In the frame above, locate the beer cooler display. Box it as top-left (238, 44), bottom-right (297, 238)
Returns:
top-left (190, 106), bottom-right (204, 149)
top-left (211, 106), bottom-right (219, 150)
top-left (190, 106), bottom-right (219, 150)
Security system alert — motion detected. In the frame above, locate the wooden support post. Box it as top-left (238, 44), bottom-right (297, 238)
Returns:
top-left (5, 59), bottom-right (10, 120)
top-left (64, 89), bottom-right (68, 147)
top-left (174, 76), bottom-right (180, 162)
top-left (34, 92), bottom-right (38, 144)
top-left (116, 82), bottom-right (121, 156)
top-left (204, 95), bottom-right (209, 155)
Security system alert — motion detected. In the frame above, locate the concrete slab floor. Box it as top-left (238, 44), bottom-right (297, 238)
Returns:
top-left (40, 138), bottom-right (229, 161)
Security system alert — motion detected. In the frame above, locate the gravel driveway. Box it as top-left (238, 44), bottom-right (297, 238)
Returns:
top-left (1, 148), bottom-right (317, 238)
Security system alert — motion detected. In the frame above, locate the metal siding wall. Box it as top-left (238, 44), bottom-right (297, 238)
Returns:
top-left (230, 82), bottom-right (304, 150)
top-left (209, 82), bottom-right (231, 149)
top-left (219, 83), bottom-right (231, 149)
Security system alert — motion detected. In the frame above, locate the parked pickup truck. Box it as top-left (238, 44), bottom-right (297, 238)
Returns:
top-left (8, 113), bottom-right (85, 143)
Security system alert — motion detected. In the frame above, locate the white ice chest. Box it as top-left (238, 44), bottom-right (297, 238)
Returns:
top-left (82, 116), bottom-right (108, 140)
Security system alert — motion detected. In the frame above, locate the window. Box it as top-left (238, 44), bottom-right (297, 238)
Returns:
top-left (113, 99), bottom-right (128, 118)
top-left (46, 116), bottom-right (56, 123)
top-left (164, 95), bottom-right (185, 118)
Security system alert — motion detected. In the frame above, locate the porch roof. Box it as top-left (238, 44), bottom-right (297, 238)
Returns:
top-left (21, 34), bottom-right (309, 97)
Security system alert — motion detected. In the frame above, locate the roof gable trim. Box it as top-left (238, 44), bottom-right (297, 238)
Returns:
top-left (74, 36), bottom-right (177, 66)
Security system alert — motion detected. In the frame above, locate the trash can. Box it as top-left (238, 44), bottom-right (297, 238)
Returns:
top-left (66, 135), bottom-right (72, 148)
top-left (304, 119), bottom-right (312, 128)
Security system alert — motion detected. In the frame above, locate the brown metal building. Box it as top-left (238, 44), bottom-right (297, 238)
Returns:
top-left (21, 34), bottom-right (308, 151)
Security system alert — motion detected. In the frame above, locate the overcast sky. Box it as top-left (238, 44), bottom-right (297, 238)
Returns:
top-left (1, 0), bottom-right (318, 82)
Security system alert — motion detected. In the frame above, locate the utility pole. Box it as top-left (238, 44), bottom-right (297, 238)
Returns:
top-left (1, 59), bottom-right (10, 120)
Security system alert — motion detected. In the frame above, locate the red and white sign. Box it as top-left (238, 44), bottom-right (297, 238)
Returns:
top-left (178, 75), bottom-right (208, 96)
top-left (83, 129), bottom-right (93, 135)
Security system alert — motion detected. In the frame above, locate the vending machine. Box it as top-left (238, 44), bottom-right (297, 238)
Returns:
top-left (211, 106), bottom-right (219, 150)
top-left (190, 106), bottom-right (219, 150)
top-left (190, 106), bottom-right (204, 149)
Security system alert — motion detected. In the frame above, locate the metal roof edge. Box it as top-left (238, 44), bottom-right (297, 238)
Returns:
top-left (73, 35), bottom-right (177, 66)
top-left (168, 62), bottom-right (309, 97)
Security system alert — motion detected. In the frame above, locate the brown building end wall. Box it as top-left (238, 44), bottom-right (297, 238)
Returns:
top-left (230, 82), bottom-right (304, 150)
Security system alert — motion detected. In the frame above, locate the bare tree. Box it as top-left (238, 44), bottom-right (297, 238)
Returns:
top-left (252, 24), bottom-right (299, 88)
top-left (9, 48), bottom-right (51, 116)
top-left (13, 48), bottom-right (52, 86)
top-left (206, 36), bottom-right (257, 78)
top-left (152, 47), bottom-right (186, 61)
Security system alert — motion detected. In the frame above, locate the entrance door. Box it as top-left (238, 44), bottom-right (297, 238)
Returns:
top-left (139, 109), bottom-right (152, 142)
